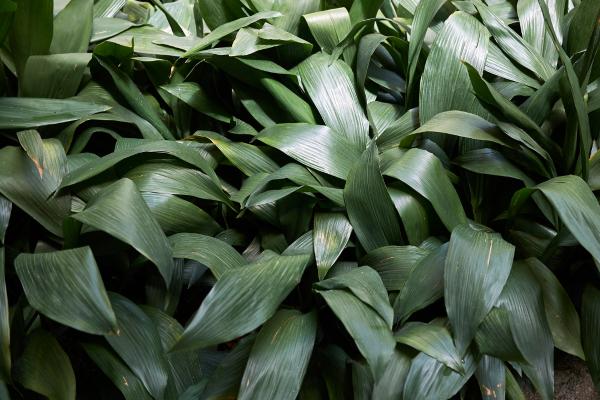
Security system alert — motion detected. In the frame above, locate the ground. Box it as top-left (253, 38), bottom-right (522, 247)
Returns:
top-left (522, 353), bottom-right (598, 399)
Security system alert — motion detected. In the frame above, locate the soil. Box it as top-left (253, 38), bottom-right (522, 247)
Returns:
top-left (521, 353), bottom-right (598, 399)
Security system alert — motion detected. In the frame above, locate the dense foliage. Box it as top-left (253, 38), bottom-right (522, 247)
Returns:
top-left (0, 0), bottom-right (600, 398)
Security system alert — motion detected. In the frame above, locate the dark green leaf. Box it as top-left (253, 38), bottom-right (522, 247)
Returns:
top-left (344, 143), bottom-right (403, 252)
top-left (15, 247), bottom-right (117, 335)
top-left (238, 310), bottom-right (317, 400)
top-left (445, 223), bottom-right (515, 355)
top-left (14, 330), bottom-right (75, 400)
top-left (72, 178), bottom-right (174, 285)
top-left (173, 253), bottom-right (311, 351)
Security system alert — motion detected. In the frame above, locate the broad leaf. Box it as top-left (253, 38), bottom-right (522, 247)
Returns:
top-left (72, 178), bottom-right (174, 285)
top-left (445, 223), bottom-right (515, 355)
top-left (15, 246), bottom-right (117, 335)
top-left (173, 253), bottom-right (311, 351)
top-left (238, 310), bottom-right (317, 400)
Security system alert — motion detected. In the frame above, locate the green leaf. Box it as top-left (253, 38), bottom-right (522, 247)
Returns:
top-left (567, 0), bottom-right (600, 55)
top-left (50, 0), bottom-right (93, 54)
top-left (403, 351), bottom-right (476, 400)
top-left (496, 261), bottom-right (554, 400)
top-left (388, 187), bottom-right (429, 245)
top-left (14, 330), bottom-right (76, 400)
top-left (535, 176), bottom-right (600, 264)
top-left (362, 245), bottom-right (429, 291)
top-left (526, 258), bottom-right (584, 359)
top-left (61, 140), bottom-right (218, 189)
top-left (238, 310), bottom-right (317, 400)
top-left (295, 52), bottom-right (369, 149)
top-left (371, 349), bottom-right (411, 400)
top-left (201, 335), bottom-right (255, 399)
top-left (344, 143), bottom-right (403, 252)
top-left (257, 123), bottom-right (362, 179)
top-left (315, 266), bottom-right (393, 328)
top-left (419, 11), bottom-right (490, 123)
top-left (395, 321), bottom-right (463, 372)
top-left (172, 253), bottom-right (311, 351)
top-left (454, 148), bottom-right (535, 186)
top-left (9, 0), bottom-right (53, 77)
top-left (0, 146), bottom-right (70, 236)
top-left (83, 343), bottom-right (153, 400)
top-left (395, 243), bottom-right (447, 323)
top-left (406, 0), bottom-right (445, 104)
top-left (476, 356), bottom-right (506, 400)
top-left (72, 178), bottom-right (174, 285)
top-left (142, 192), bottom-right (221, 236)
top-left (15, 247), bottom-right (117, 335)
top-left (410, 110), bottom-right (513, 147)
top-left (21, 53), bottom-right (91, 98)
top-left (317, 289), bottom-right (395, 378)
top-left (106, 293), bottom-right (169, 400)
top-left (473, 0), bottom-right (553, 80)
top-left (95, 57), bottom-right (174, 140)
top-left (313, 212), bottom-right (353, 280)
top-left (0, 248), bottom-right (9, 382)
top-left (183, 11), bottom-right (282, 56)
top-left (0, 196), bottom-right (9, 244)
top-left (445, 223), bottom-right (515, 356)
top-left (516, 0), bottom-right (563, 68)
top-left (475, 307), bottom-right (525, 362)
top-left (123, 162), bottom-right (231, 206)
top-left (0, 97), bottom-right (110, 129)
top-left (260, 77), bottom-right (317, 124)
top-left (303, 8), bottom-right (351, 54)
top-left (160, 82), bottom-right (231, 123)
top-left (198, 132), bottom-right (279, 176)
top-left (141, 306), bottom-right (204, 395)
top-left (582, 285), bottom-right (600, 388)
top-left (383, 148), bottom-right (467, 232)
top-left (349, 0), bottom-right (384, 23)
top-left (169, 233), bottom-right (245, 279)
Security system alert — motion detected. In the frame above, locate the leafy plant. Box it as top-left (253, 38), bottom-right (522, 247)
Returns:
top-left (0, 0), bottom-right (599, 399)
